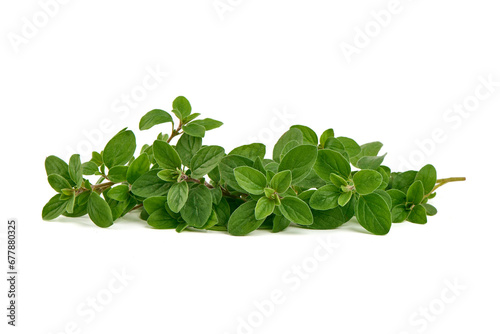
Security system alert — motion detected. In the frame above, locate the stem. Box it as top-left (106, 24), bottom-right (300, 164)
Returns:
top-left (435, 177), bottom-right (466, 184)
top-left (131, 204), bottom-right (144, 211)
top-left (93, 181), bottom-right (115, 189)
top-left (75, 181), bottom-right (115, 196)
top-left (182, 175), bottom-right (214, 189)
top-left (166, 122), bottom-right (183, 143)
top-left (426, 177), bottom-right (466, 197)
top-left (181, 174), bottom-right (245, 201)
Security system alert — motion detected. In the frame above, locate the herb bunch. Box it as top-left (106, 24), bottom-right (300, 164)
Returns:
top-left (42, 96), bottom-right (465, 235)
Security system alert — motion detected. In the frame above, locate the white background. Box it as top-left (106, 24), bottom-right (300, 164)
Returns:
top-left (1, 1), bottom-right (499, 333)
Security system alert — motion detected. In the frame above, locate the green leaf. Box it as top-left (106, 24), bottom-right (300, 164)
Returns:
top-left (131, 169), bottom-right (172, 197)
top-left (182, 123), bottom-right (205, 138)
top-left (377, 166), bottom-right (390, 189)
top-left (391, 171), bottom-right (417, 193)
top-left (279, 141), bottom-right (300, 161)
top-left (139, 109), bottom-right (173, 130)
top-left (290, 125), bottom-right (318, 145)
top-left (294, 170), bottom-right (326, 189)
top-left (126, 153), bottom-right (150, 184)
top-left (190, 146), bottom-right (226, 179)
top-left (387, 189), bottom-right (407, 208)
top-left (68, 154), bottom-right (83, 186)
top-left (329, 173), bottom-right (348, 187)
top-left (380, 165), bottom-right (391, 177)
top-left (47, 174), bottom-right (72, 193)
top-left (307, 201), bottom-right (355, 229)
top-left (91, 151), bottom-right (103, 166)
top-left (357, 154), bottom-right (387, 170)
top-left (270, 170), bottom-right (292, 193)
top-left (108, 196), bottom-right (136, 220)
top-left (82, 161), bottom-right (99, 175)
top-left (353, 170), bottom-right (383, 195)
top-left (107, 184), bottom-right (130, 201)
top-left (278, 145), bottom-right (318, 184)
top-left (234, 166), bottom-right (267, 195)
top-left (264, 161), bottom-right (279, 173)
top-left (208, 165), bottom-right (224, 183)
top-left (143, 196), bottom-right (167, 214)
top-left (264, 187), bottom-right (275, 198)
top-left (191, 118), bottom-right (223, 130)
top-left (153, 140), bottom-right (182, 170)
top-left (298, 189), bottom-right (315, 203)
top-left (139, 208), bottom-right (149, 221)
top-left (87, 192), bottom-right (114, 228)
top-left (60, 190), bottom-right (73, 200)
top-left (63, 196), bottom-right (88, 217)
top-left (77, 191), bottom-right (91, 205)
top-left (407, 204), bottom-right (428, 224)
top-left (219, 155), bottom-right (254, 192)
top-left (107, 166), bottom-right (128, 183)
top-left (422, 203), bottom-right (438, 216)
top-left (42, 194), bottom-right (68, 220)
top-left (272, 215), bottom-right (291, 233)
top-left (228, 201), bottom-right (265, 236)
top-left (229, 143), bottom-right (266, 161)
top-left (180, 185), bottom-right (212, 227)
top-left (156, 169), bottom-right (177, 182)
top-left (415, 164), bottom-right (437, 194)
top-left (175, 134), bottom-right (202, 167)
top-left (273, 128), bottom-right (303, 162)
top-left (214, 198), bottom-right (231, 226)
top-left (172, 96), bottom-right (192, 119)
top-left (45, 155), bottom-right (72, 182)
top-left (392, 204), bottom-right (410, 223)
top-left (319, 129), bottom-right (334, 148)
top-left (176, 222), bottom-right (189, 233)
top-left (324, 137), bottom-right (345, 152)
top-left (255, 197), bottom-right (275, 220)
top-left (183, 112), bottom-right (201, 124)
top-left (309, 185), bottom-right (341, 210)
top-left (314, 149), bottom-right (351, 181)
top-left (105, 197), bottom-right (125, 220)
top-left (265, 171), bottom-right (275, 184)
top-left (374, 189), bottom-right (392, 209)
top-left (336, 137), bottom-right (361, 157)
top-left (254, 157), bottom-right (266, 174)
top-left (61, 188), bottom-right (74, 196)
top-left (201, 209), bottom-right (219, 229)
top-left (338, 191), bottom-right (353, 207)
top-left (407, 180), bottom-right (425, 205)
top-left (279, 196), bottom-right (313, 225)
top-left (167, 181), bottom-right (189, 213)
top-left (355, 193), bottom-right (392, 235)
top-left (63, 193), bottom-right (77, 215)
top-left (350, 141), bottom-right (383, 167)
top-left (147, 208), bottom-right (179, 229)
top-left (103, 130), bottom-right (136, 168)
top-left (210, 186), bottom-right (223, 204)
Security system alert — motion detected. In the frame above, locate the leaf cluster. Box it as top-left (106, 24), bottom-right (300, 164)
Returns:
top-left (43, 97), bottom-right (463, 235)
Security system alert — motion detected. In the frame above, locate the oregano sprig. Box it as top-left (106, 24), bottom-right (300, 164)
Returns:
top-left (42, 96), bottom-right (465, 235)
